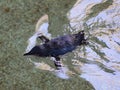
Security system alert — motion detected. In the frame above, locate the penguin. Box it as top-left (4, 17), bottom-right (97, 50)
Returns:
top-left (24, 31), bottom-right (88, 69)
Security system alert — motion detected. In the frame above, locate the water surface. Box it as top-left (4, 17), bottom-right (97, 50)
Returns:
top-left (0, 0), bottom-right (120, 90)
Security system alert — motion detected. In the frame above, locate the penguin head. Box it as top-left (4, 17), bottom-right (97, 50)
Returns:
top-left (77, 31), bottom-right (89, 45)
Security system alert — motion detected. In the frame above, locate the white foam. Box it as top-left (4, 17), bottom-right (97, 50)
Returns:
top-left (101, 48), bottom-right (120, 62)
top-left (54, 67), bottom-right (70, 79)
top-left (80, 64), bottom-right (120, 90)
top-left (25, 33), bottom-right (38, 53)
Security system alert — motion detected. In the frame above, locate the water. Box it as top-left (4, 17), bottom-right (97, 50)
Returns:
top-left (26, 0), bottom-right (120, 90)
top-left (1, 0), bottom-right (119, 89)
top-left (68, 0), bottom-right (120, 89)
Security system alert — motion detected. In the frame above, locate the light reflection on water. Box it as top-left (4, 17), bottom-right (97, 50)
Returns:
top-left (69, 0), bottom-right (120, 90)
top-left (26, 0), bottom-right (120, 90)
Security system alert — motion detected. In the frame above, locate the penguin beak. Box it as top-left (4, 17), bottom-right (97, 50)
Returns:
top-left (23, 53), bottom-right (29, 56)
top-left (23, 51), bottom-right (33, 56)
top-left (23, 50), bottom-right (33, 56)
top-left (23, 46), bottom-right (40, 56)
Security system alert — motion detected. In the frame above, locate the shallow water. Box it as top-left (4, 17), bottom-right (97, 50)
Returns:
top-left (68, 1), bottom-right (120, 90)
top-left (68, 0), bottom-right (120, 89)
top-left (1, 0), bottom-right (120, 90)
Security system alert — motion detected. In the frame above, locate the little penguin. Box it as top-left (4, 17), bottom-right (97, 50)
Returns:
top-left (24, 31), bottom-right (88, 69)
